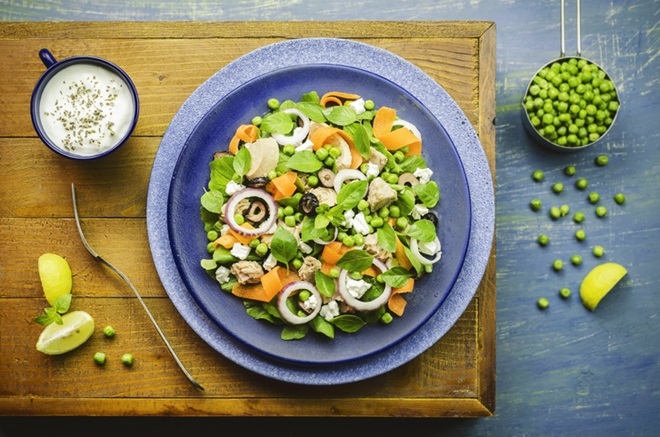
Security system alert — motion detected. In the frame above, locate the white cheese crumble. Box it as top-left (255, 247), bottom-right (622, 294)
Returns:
top-left (413, 167), bottom-right (433, 184)
top-left (220, 224), bottom-right (229, 236)
top-left (295, 139), bottom-right (315, 152)
top-left (411, 203), bottom-right (429, 220)
top-left (366, 162), bottom-right (380, 178)
top-left (346, 278), bottom-right (372, 299)
top-left (230, 243), bottom-right (251, 260)
top-left (302, 294), bottom-right (319, 311)
top-left (319, 300), bottom-right (340, 321)
top-left (352, 212), bottom-right (371, 235)
top-left (299, 240), bottom-right (313, 254)
top-left (225, 180), bottom-right (245, 196)
top-left (263, 253), bottom-right (277, 271)
top-left (215, 266), bottom-right (231, 284)
top-left (418, 239), bottom-right (440, 256)
top-left (349, 98), bottom-right (366, 114)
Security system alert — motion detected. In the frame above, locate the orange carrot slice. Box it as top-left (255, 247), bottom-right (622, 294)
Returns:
top-left (394, 236), bottom-right (413, 270)
top-left (322, 241), bottom-right (344, 265)
top-left (229, 223), bottom-right (255, 246)
top-left (213, 234), bottom-right (237, 250)
top-left (393, 278), bottom-right (414, 294)
top-left (372, 106), bottom-right (396, 138)
top-left (362, 265), bottom-right (380, 277)
top-left (388, 293), bottom-right (407, 316)
top-left (260, 266), bottom-right (284, 301)
top-left (321, 262), bottom-right (336, 276)
top-left (232, 268), bottom-right (299, 303)
top-left (320, 96), bottom-right (342, 107)
top-left (228, 124), bottom-right (259, 154)
top-left (378, 127), bottom-right (422, 156)
top-left (270, 171), bottom-right (297, 199)
top-left (320, 91), bottom-right (361, 107)
top-left (310, 126), bottom-right (355, 151)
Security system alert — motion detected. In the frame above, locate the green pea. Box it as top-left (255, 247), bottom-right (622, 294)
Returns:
top-left (588, 192), bottom-right (600, 204)
top-left (559, 288), bottom-right (571, 299)
top-left (360, 163), bottom-right (370, 174)
top-left (595, 206), bottom-right (607, 217)
top-left (268, 170), bottom-right (278, 180)
top-left (552, 259), bottom-right (564, 271)
top-left (324, 157), bottom-right (335, 167)
top-left (529, 199), bottom-right (542, 211)
top-left (573, 211), bottom-right (585, 223)
top-left (393, 150), bottom-right (405, 163)
top-left (389, 205), bottom-right (401, 218)
top-left (576, 178), bottom-right (588, 190)
top-left (532, 170), bottom-right (544, 182)
top-left (121, 353), bottom-right (134, 367)
top-left (538, 234), bottom-right (550, 246)
top-left (575, 229), bottom-right (586, 241)
top-left (364, 100), bottom-right (375, 110)
top-left (329, 267), bottom-right (340, 279)
top-left (284, 215), bottom-right (296, 227)
top-left (537, 297), bottom-right (549, 310)
top-left (353, 234), bottom-right (365, 246)
top-left (560, 204), bottom-right (570, 216)
top-left (292, 258), bottom-right (303, 269)
top-left (292, 192), bottom-right (303, 204)
top-left (357, 199), bottom-right (369, 211)
top-left (307, 174), bottom-right (319, 187)
top-left (283, 144), bottom-right (296, 156)
top-left (94, 352), bottom-right (107, 365)
top-left (256, 243), bottom-right (269, 257)
top-left (343, 236), bottom-right (355, 247)
top-left (207, 230), bottom-right (219, 241)
top-left (552, 182), bottom-right (564, 194)
top-left (207, 242), bottom-right (214, 253)
top-left (387, 174), bottom-right (399, 184)
top-left (396, 217), bottom-right (408, 230)
top-left (233, 214), bottom-right (245, 225)
top-left (102, 325), bottom-right (116, 338)
top-left (298, 290), bottom-right (311, 302)
top-left (251, 116), bottom-right (262, 126)
top-left (267, 98), bottom-right (280, 110)
top-left (593, 245), bottom-right (605, 257)
top-left (329, 147), bottom-right (342, 159)
top-left (379, 207), bottom-right (390, 218)
top-left (249, 238), bottom-right (260, 248)
top-left (549, 206), bottom-right (561, 219)
top-left (381, 312), bottom-right (393, 324)
top-left (315, 147), bottom-right (329, 161)
top-left (564, 165), bottom-right (576, 176)
top-left (371, 217), bottom-right (384, 228)
top-left (348, 271), bottom-right (363, 280)
top-left (283, 206), bottom-right (295, 216)
top-left (595, 155), bottom-right (609, 166)
top-left (277, 207), bottom-right (284, 220)
top-left (614, 193), bottom-right (625, 205)
top-left (571, 254), bottom-right (582, 266)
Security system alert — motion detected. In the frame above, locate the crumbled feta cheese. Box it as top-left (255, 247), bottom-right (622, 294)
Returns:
top-left (411, 203), bottom-right (429, 220)
top-left (215, 266), bottom-right (231, 284)
top-left (263, 253), bottom-right (277, 271)
top-left (351, 212), bottom-right (370, 235)
top-left (299, 240), bottom-right (313, 254)
top-left (346, 278), bottom-right (372, 299)
top-left (418, 239), bottom-right (440, 256)
top-left (319, 300), bottom-right (340, 321)
top-left (413, 167), bottom-right (433, 184)
top-left (365, 162), bottom-right (380, 178)
top-left (295, 139), bottom-right (315, 152)
top-left (349, 98), bottom-right (366, 114)
top-left (225, 180), bottom-right (245, 196)
top-left (220, 224), bottom-right (229, 236)
top-left (302, 294), bottom-right (318, 311)
top-left (230, 243), bottom-right (251, 260)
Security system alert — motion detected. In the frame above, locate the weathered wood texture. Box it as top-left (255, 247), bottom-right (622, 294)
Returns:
top-left (0, 21), bottom-right (496, 417)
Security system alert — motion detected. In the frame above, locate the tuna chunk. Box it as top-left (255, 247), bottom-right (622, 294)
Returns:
top-left (368, 147), bottom-right (388, 171)
top-left (297, 256), bottom-right (322, 283)
top-left (309, 187), bottom-right (337, 207)
top-left (367, 177), bottom-right (397, 212)
top-left (230, 261), bottom-right (264, 285)
top-left (363, 233), bottom-right (392, 261)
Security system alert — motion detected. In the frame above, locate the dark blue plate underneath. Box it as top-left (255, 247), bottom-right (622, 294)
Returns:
top-left (167, 63), bottom-right (471, 365)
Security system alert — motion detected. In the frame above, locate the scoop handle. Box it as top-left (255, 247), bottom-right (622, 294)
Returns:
top-left (560, 0), bottom-right (582, 58)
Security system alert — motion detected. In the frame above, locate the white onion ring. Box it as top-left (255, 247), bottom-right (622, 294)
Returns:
top-left (271, 109), bottom-right (310, 146)
top-left (337, 258), bottom-right (392, 312)
top-left (313, 226), bottom-right (338, 246)
top-left (393, 119), bottom-right (422, 140)
top-left (277, 281), bottom-right (322, 325)
top-left (224, 188), bottom-right (277, 237)
top-left (334, 169), bottom-right (367, 193)
top-left (410, 237), bottom-right (442, 265)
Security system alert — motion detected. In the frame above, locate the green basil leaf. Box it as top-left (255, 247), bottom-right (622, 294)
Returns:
top-left (296, 101), bottom-right (326, 123)
top-left (301, 91), bottom-right (320, 103)
top-left (376, 223), bottom-right (397, 253)
top-left (336, 249), bottom-right (374, 272)
top-left (285, 150), bottom-right (323, 173)
top-left (279, 99), bottom-right (297, 110)
top-left (212, 246), bottom-right (238, 264)
top-left (335, 179), bottom-right (368, 211)
top-left (343, 123), bottom-right (371, 159)
top-left (54, 294), bottom-right (72, 314)
top-left (275, 152), bottom-right (290, 174)
top-left (407, 219), bottom-right (436, 243)
top-left (260, 111), bottom-right (294, 135)
top-left (414, 181), bottom-right (440, 208)
top-left (403, 244), bottom-right (423, 276)
top-left (200, 258), bottom-right (218, 271)
top-left (371, 140), bottom-right (402, 173)
top-left (200, 189), bottom-right (225, 214)
top-left (208, 155), bottom-right (236, 192)
top-left (301, 216), bottom-right (327, 241)
top-left (53, 313), bottom-right (63, 325)
top-left (44, 307), bottom-right (57, 317)
top-left (233, 144), bottom-right (252, 178)
top-left (200, 206), bottom-right (218, 232)
top-left (379, 266), bottom-right (414, 288)
top-left (314, 213), bottom-right (330, 230)
top-left (244, 301), bottom-right (280, 324)
top-left (309, 316), bottom-right (335, 338)
top-left (315, 270), bottom-right (336, 298)
top-left (271, 226), bottom-right (298, 267)
top-left (281, 324), bottom-right (309, 340)
top-left (34, 313), bottom-right (56, 326)
top-left (357, 110), bottom-right (375, 121)
top-left (399, 155), bottom-right (427, 173)
top-left (330, 314), bottom-right (366, 333)
top-left (323, 105), bottom-right (357, 126)
top-left (393, 186), bottom-right (415, 216)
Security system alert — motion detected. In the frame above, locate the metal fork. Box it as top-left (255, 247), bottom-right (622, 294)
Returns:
top-left (71, 183), bottom-right (204, 391)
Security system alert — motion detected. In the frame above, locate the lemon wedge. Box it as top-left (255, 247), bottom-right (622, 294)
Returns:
top-left (38, 253), bottom-right (72, 306)
top-left (579, 262), bottom-right (628, 311)
top-left (36, 311), bottom-right (94, 355)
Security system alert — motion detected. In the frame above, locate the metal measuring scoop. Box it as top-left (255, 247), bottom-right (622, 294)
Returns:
top-left (71, 183), bottom-right (204, 391)
top-left (521, 0), bottom-right (621, 152)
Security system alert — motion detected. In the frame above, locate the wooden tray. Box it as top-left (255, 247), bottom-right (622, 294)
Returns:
top-left (0, 21), bottom-right (496, 417)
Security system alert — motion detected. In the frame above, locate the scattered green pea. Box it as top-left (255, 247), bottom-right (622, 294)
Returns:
top-left (588, 192), bottom-right (600, 204)
top-left (255, 243), bottom-right (269, 257)
top-left (251, 115), bottom-right (262, 126)
top-left (573, 211), bottom-right (585, 223)
top-left (532, 170), bottom-right (544, 182)
top-left (283, 206), bottom-right (295, 216)
top-left (284, 215), bottom-right (296, 227)
top-left (595, 206), bottom-right (607, 217)
top-left (571, 254), bottom-right (582, 266)
top-left (292, 258), bottom-right (303, 269)
top-left (298, 290), bottom-right (311, 302)
top-left (357, 199), bottom-right (369, 211)
top-left (576, 178), bottom-right (588, 190)
top-left (564, 165), bottom-right (576, 176)
top-left (353, 234), bottom-right (365, 246)
top-left (102, 325), bottom-right (116, 338)
top-left (575, 229), bottom-right (586, 241)
top-left (121, 353), bottom-right (134, 367)
top-left (307, 174), bottom-right (319, 187)
top-left (348, 271), bottom-right (363, 280)
top-left (364, 99), bottom-right (375, 111)
top-left (329, 146), bottom-right (342, 159)
top-left (396, 217), bottom-right (408, 230)
top-left (94, 352), bottom-right (106, 365)
top-left (207, 230), bottom-right (218, 241)
top-left (559, 288), bottom-right (571, 299)
top-left (267, 98), bottom-right (280, 110)
top-left (552, 182), bottom-right (564, 194)
top-left (560, 204), bottom-right (570, 216)
top-left (381, 312), bottom-right (393, 324)
top-left (343, 236), bottom-right (355, 247)
top-left (379, 207), bottom-right (390, 218)
top-left (315, 147), bottom-right (329, 161)
top-left (614, 193), bottom-right (625, 204)
top-left (550, 206), bottom-right (561, 219)
top-left (537, 297), bottom-right (549, 310)
top-left (593, 245), bottom-right (605, 257)
top-left (267, 170), bottom-right (278, 180)
top-left (282, 144), bottom-right (296, 156)
top-left (530, 199), bottom-right (542, 211)
top-left (538, 234), bottom-right (550, 246)
top-left (329, 267), bottom-right (340, 279)
top-left (324, 157), bottom-right (335, 167)
top-left (595, 155), bottom-right (609, 166)
top-left (389, 205), bottom-right (401, 218)
top-left (371, 217), bottom-right (384, 228)
top-left (552, 259), bottom-right (564, 271)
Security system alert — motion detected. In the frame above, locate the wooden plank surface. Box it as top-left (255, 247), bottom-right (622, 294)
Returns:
top-left (0, 21), bottom-right (496, 417)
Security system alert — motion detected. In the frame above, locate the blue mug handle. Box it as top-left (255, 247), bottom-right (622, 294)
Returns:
top-left (39, 49), bottom-right (57, 68)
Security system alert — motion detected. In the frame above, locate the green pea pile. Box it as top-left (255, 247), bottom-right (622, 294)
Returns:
top-left (524, 58), bottom-right (619, 148)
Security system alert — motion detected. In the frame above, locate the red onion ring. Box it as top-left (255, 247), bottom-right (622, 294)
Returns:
top-left (271, 109), bottom-right (310, 146)
top-left (334, 169), bottom-right (367, 193)
top-left (410, 237), bottom-right (442, 265)
top-left (224, 188), bottom-right (277, 237)
top-left (337, 258), bottom-right (392, 312)
top-left (313, 226), bottom-right (338, 246)
top-left (277, 281), bottom-right (322, 325)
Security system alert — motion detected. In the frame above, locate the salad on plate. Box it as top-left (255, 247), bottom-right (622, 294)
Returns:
top-left (199, 91), bottom-right (442, 341)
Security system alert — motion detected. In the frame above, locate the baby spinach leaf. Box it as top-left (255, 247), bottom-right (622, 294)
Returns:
top-left (285, 150), bottom-right (323, 173)
top-left (296, 101), bottom-right (326, 123)
top-left (379, 266), bottom-right (414, 288)
top-left (414, 181), bottom-right (440, 208)
top-left (399, 155), bottom-right (427, 173)
top-left (271, 226), bottom-right (298, 267)
top-left (335, 179), bottom-right (368, 211)
top-left (377, 223), bottom-right (397, 253)
top-left (208, 155), bottom-right (236, 192)
top-left (323, 105), bottom-right (357, 126)
top-left (200, 206), bottom-right (218, 232)
top-left (233, 145), bottom-right (252, 178)
top-left (315, 271), bottom-right (336, 298)
top-left (200, 189), bottom-right (225, 214)
top-left (309, 316), bottom-right (335, 339)
top-left (336, 249), bottom-right (374, 272)
top-left (260, 111), bottom-right (294, 135)
top-left (407, 219), bottom-right (436, 243)
top-left (357, 110), bottom-right (375, 121)
top-left (281, 324), bottom-right (309, 340)
top-left (330, 314), bottom-right (366, 333)
top-left (276, 152), bottom-right (290, 174)
top-left (279, 100), bottom-right (297, 111)
top-left (244, 301), bottom-right (280, 324)
top-left (301, 216), bottom-right (327, 241)
top-left (314, 213), bottom-right (330, 230)
top-left (343, 123), bottom-right (371, 159)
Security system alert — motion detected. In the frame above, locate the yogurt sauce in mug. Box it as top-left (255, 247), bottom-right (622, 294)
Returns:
top-left (39, 63), bottom-right (135, 156)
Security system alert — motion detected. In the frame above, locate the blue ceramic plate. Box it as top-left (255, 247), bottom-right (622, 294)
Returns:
top-left (147, 38), bottom-right (494, 384)
top-left (167, 63), bottom-right (471, 365)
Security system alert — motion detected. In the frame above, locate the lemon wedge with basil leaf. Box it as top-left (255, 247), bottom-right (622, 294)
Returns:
top-left (38, 253), bottom-right (72, 306)
top-left (36, 310), bottom-right (94, 355)
top-left (580, 263), bottom-right (628, 311)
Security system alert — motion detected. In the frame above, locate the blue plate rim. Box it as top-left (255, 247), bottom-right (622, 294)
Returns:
top-left (165, 62), bottom-right (472, 365)
top-left (147, 37), bottom-right (494, 385)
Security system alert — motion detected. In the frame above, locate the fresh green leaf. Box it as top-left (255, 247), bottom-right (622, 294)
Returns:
top-left (220, 279), bottom-right (237, 292)
top-left (260, 111), bottom-right (294, 135)
top-left (309, 316), bottom-right (335, 339)
top-left (336, 249), bottom-right (374, 272)
top-left (343, 123), bottom-right (371, 159)
top-left (377, 223), bottom-right (397, 253)
top-left (371, 140), bottom-right (402, 173)
top-left (301, 216), bottom-right (328, 241)
top-left (275, 195), bottom-right (300, 207)
top-left (379, 266), bottom-right (414, 288)
top-left (393, 186), bottom-right (415, 216)
top-left (330, 314), bottom-right (366, 333)
top-left (233, 144), bottom-right (252, 178)
top-left (200, 206), bottom-right (218, 232)
top-left (279, 99), bottom-right (297, 110)
top-left (335, 179), bottom-right (368, 211)
top-left (34, 313), bottom-right (56, 326)
top-left (314, 213), bottom-right (330, 230)
top-left (208, 155), bottom-right (236, 192)
top-left (399, 155), bottom-right (427, 173)
top-left (403, 244), bottom-right (424, 276)
top-left (285, 150), bottom-right (323, 173)
top-left (200, 258), bottom-right (218, 271)
top-left (212, 246), bottom-right (238, 264)
top-left (271, 226), bottom-right (298, 267)
top-left (407, 219), bottom-right (436, 243)
top-left (414, 181), bottom-right (440, 208)
top-left (357, 110), bottom-right (375, 121)
top-left (281, 324), bottom-right (309, 340)
top-left (200, 189), bottom-right (225, 214)
top-left (296, 101), bottom-right (326, 123)
top-left (323, 105), bottom-right (357, 126)
top-left (315, 271), bottom-right (336, 298)
top-left (262, 301), bottom-right (282, 319)
top-left (301, 91), bottom-right (320, 103)
top-left (244, 301), bottom-right (280, 324)
top-left (53, 294), bottom-right (72, 315)
top-left (276, 152), bottom-right (291, 174)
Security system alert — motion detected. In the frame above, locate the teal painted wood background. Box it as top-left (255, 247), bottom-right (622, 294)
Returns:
top-left (1, 0), bottom-right (658, 435)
